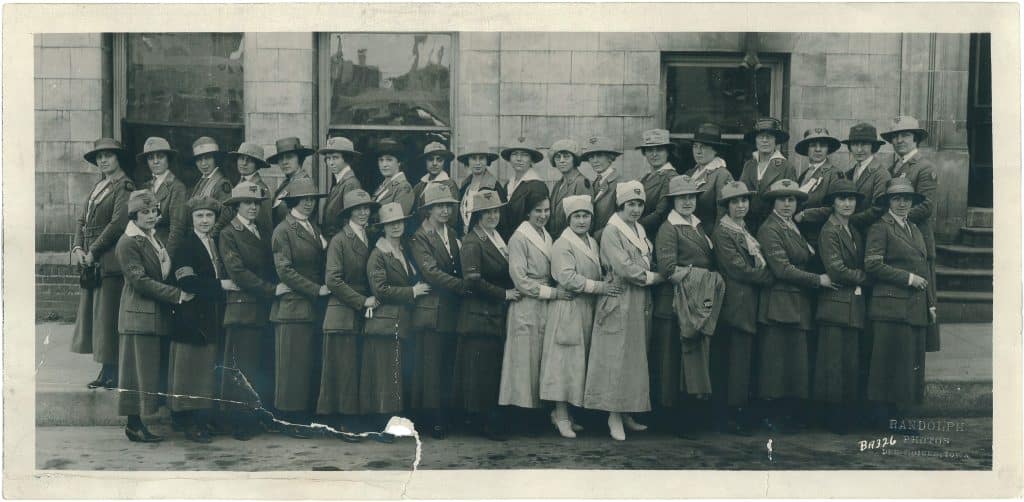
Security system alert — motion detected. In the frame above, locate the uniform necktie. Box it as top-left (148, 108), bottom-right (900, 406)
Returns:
top-left (248, 224), bottom-right (261, 239)
top-left (201, 234), bottom-right (223, 279)
top-left (593, 173), bottom-right (604, 197)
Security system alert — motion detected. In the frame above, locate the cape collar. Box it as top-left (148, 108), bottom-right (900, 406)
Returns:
top-left (514, 220), bottom-right (552, 258)
top-left (420, 170), bottom-right (450, 184)
top-left (607, 212), bottom-right (651, 259)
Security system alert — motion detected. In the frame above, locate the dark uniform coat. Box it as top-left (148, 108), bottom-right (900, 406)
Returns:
top-left (410, 224), bottom-right (465, 332)
top-left (220, 173), bottom-right (273, 239)
top-left (219, 216), bottom-right (277, 327)
top-left (683, 162), bottom-right (733, 234)
top-left (413, 175), bottom-right (459, 215)
top-left (547, 170), bottom-right (591, 238)
top-left (711, 221), bottom-right (773, 335)
top-left (843, 156), bottom-right (891, 233)
top-left (590, 168), bottom-right (621, 241)
top-left (323, 168), bottom-right (363, 240)
top-left (188, 169), bottom-right (233, 238)
top-left (638, 165), bottom-right (677, 238)
top-left (271, 169), bottom-right (313, 227)
top-left (270, 214), bottom-right (327, 324)
top-left (739, 155), bottom-right (797, 233)
top-left (145, 171), bottom-right (188, 258)
top-left (794, 160), bottom-right (844, 253)
top-left (499, 172), bottom-right (549, 241)
top-left (373, 172), bottom-right (415, 215)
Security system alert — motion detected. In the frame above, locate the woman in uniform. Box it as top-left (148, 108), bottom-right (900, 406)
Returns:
top-left (115, 190), bottom-right (192, 442)
top-left (72, 138), bottom-right (135, 390)
top-left (227, 142), bottom-right (273, 232)
top-left (456, 141), bottom-right (505, 235)
top-left (653, 176), bottom-right (716, 438)
top-left (791, 127), bottom-right (844, 259)
top-left (412, 142), bottom-right (459, 214)
top-left (218, 181), bottom-right (279, 440)
top-left (455, 190), bottom-right (520, 441)
top-left (682, 123), bottom-right (734, 234)
top-left (138, 137), bottom-right (187, 259)
top-left (864, 179), bottom-right (935, 425)
top-left (187, 137), bottom-right (234, 238)
top-left (814, 180), bottom-right (867, 435)
top-left (710, 181), bottom-right (773, 436)
top-left (546, 139), bottom-right (591, 238)
top-left (362, 203), bottom-right (431, 433)
top-left (499, 141), bottom-right (549, 241)
top-left (539, 195), bottom-right (622, 438)
top-left (581, 136), bottom-right (622, 239)
top-left (636, 129), bottom-right (678, 237)
top-left (270, 178), bottom-right (330, 435)
top-left (755, 179), bottom-right (835, 432)
top-left (372, 138), bottom-right (415, 216)
top-left (739, 118), bottom-right (797, 233)
top-left (319, 136), bottom-right (363, 240)
top-left (317, 189), bottom-right (378, 434)
top-left (168, 196), bottom-right (226, 443)
top-left (269, 137), bottom-right (315, 227)
top-left (409, 183), bottom-right (465, 439)
top-left (500, 192), bottom-right (572, 434)
top-left (584, 181), bottom-right (664, 441)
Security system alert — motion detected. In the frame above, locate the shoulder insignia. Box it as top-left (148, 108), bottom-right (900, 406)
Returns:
top-left (771, 158), bottom-right (784, 166)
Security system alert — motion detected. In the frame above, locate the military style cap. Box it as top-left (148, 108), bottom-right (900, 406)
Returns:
top-left (881, 115), bottom-right (929, 144)
top-left (318, 136), bottom-right (361, 157)
top-left (420, 182), bottom-right (459, 209)
top-left (762, 179), bottom-right (808, 201)
top-left (191, 136), bottom-right (223, 159)
top-left (562, 194), bottom-right (594, 217)
top-left (457, 140), bottom-right (499, 165)
top-left (635, 129), bottom-right (676, 151)
top-left (84, 137), bottom-right (130, 166)
top-left (342, 189), bottom-right (379, 213)
top-left (468, 189), bottom-right (506, 214)
top-left (744, 117), bottom-right (790, 145)
top-left (500, 138), bottom-right (544, 163)
top-left (226, 142), bottom-right (269, 170)
top-left (841, 123), bottom-right (885, 153)
top-left (135, 137), bottom-right (178, 164)
top-left (795, 127), bottom-right (842, 156)
top-left (377, 202), bottom-right (412, 225)
top-left (666, 175), bottom-right (706, 197)
top-left (581, 135), bottom-right (622, 160)
top-left (279, 178), bottom-right (327, 200)
top-left (717, 181), bottom-right (755, 205)
top-left (225, 181), bottom-right (267, 205)
top-left (418, 141), bottom-right (455, 162)
top-left (616, 180), bottom-right (646, 205)
top-left (875, 177), bottom-right (925, 206)
top-left (267, 137), bottom-right (314, 165)
top-left (549, 139), bottom-right (582, 166)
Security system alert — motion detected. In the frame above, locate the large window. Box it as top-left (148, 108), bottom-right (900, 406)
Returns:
top-left (319, 33), bottom-right (454, 189)
top-left (118, 33), bottom-right (246, 187)
top-left (663, 54), bottom-right (785, 177)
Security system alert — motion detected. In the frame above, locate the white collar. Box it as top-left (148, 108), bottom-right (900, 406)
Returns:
top-left (888, 210), bottom-right (910, 227)
top-left (667, 210), bottom-right (701, 228)
top-left (235, 214), bottom-right (254, 227)
top-left (607, 212), bottom-right (651, 258)
top-left (773, 210), bottom-right (798, 228)
top-left (478, 226), bottom-right (508, 256)
top-left (290, 208), bottom-right (310, 222)
top-left (753, 150), bottom-right (787, 163)
top-left (349, 219), bottom-right (366, 234)
top-left (125, 220), bottom-right (153, 239)
top-left (695, 157), bottom-right (726, 172)
top-left (656, 162), bottom-right (676, 173)
top-left (856, 155), bottom-right (875, 169)
top-left (421, 170), bottom-right (450, 184)
top-left (151, 170), bottom-right (170, 186)
top-left (559, 227), bottom-right (599, 265)
top-left (807, 159), bottom-right (826, 171)
top-left (194, 229), bottom-right (212, 241)
top-left (514, 220), bottom-right (552, 258)
top-left (507, 168), bottom-right (542, 193)
top-left (375, 237), bottom-right (413, 273)
top-left (594, 167), bottom-right (616, 180)
top-left (334, 166), bottom-right (352, 183)
top-left (202, 167), bottom-right (221, 180)
top-left (897, 149), bottom-right (919, 164)
top-left (241, 173), bottom-right (258, 182)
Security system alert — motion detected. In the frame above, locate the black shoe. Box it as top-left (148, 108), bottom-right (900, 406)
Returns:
top-left (102, 377), bottom-right (118, 390)
top-left (125, 425), bottom-right (163, 443)
top-left (431, 424), bottom-right (448, 440)
top-left (87, 378), bottom-right (105, 389)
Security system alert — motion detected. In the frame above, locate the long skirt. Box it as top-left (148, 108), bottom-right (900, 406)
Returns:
top-left (812, 325), bottom-right (860, 403)
top-left (498, 296), bottom-right (548, 409)
top-left (453, 335), bottom-right (503, 414)
top-left (222, 326), bottom-right (273, 410)
top-left (756, 324), bottom-right (809, 399)
top-left (274, 323), bottom-right (319, 412)
top-left (583, 285), bottom-right (652, 413)
top-left (411, 330), bottom-right (455, 411)
top-left (71, 275), bottom-right (123, 364)
top-left (316, 333), bottom-right (361, 415)
top-left (867, 321), bottom-right (926, 405)
top-left (713, 327), bottom-right (755, 407)
top-left (538, 328), bottom-right (591, 407)
top-left (649, 319), bottom-right (682, 407)
top-left (167, 340), bottom-right (220, 411)
top-left (359, 336), bottom-right (414, 415)
top-left (117, 333), bottom-right (164, 416)
top-left (680, 335), bottom-right (713, 396)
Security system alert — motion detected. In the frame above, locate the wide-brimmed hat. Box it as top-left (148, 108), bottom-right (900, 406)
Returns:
top-left (841, 123), bottom-right (885, 153)
top-left (717, 181), bottom-right (755, 205)
top-left (682, 123), bottom-right (730, 149)
top-left (500, 139), bottom-right (544, 164)
top-left (795, 127), bottom-right (842, 156)
top-left (581, 135), bottom-right (622, 161)
top-left (374, 137), bottom-right (406, 160)
top-left (744, 117), bottom-right (790, 145)
top-left (341, 189), bottom-right (379, 214)
top-left (135, 137), bottom-right (178, 164)
top-left (267, 137), bottom-right (314, 165)
top-left (318, 136), bottom-right (361, 158)
top-left (562, 194), bottom-right (594, 217)
top-left (666, 175), bottom-right (705, 197)
top-left (468, 190), bottom-right (506, 214)
top-left (762, 179), bottom-right (808, 201)
top-left (822, 179), bottom-right (865, 206)
top-left (457, 140), bottom-right (499, 165)
top-left (420, 182), bottom-right (459, 209)
top-left (881, 115), bottom-right (929, 144)
top-left (876, 178), bottom-right (925, 206)
top-left (279, 178), bottom-right (327, 200)
top-left (225, 142), bottom-right (269, 170)
top-left (418, 141), bottom-right (455, 163)
top-left (187, 196), bottom-right (223, 216)
top-left (377, 202), bottom-right (412, 225)
top-left (616, 180), bottom-right (646, 205)
top-left (127, 189), bottom-right (159, 214)
top-left (84, 138), bottom-right (130, 166)
top-left (225, 181), bottom-right (267, 206)
top-left (549, 139), bottom-right (581, 167)
top-left (635, 129), bottom-right (676, 151)
top-left (191, 136), bottom-right (225, 165)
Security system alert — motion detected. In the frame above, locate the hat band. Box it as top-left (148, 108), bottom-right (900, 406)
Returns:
top-left (193, 144), bottom-right (220, 157)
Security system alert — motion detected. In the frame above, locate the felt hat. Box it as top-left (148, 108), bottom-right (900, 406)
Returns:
top-left (876, 177), bottom-right (925, 206)
top-left (377, 202), bottom-right (412, 225)
top-left (822, 179), bottom-right (865, 205)
top-left (468, 189), bottom-right (506, 214)
top-left (420, 182), bottom-right (459, 209)
top-left (500, 139), bottom-right (544, 164)
top-left (342, 189), bottom-right (379, 214)
top-left (418, 141), bottom-right (455, 162)
top-left (635, 128), bottom-right (676, 151)
top-left (666, 175), bottom-right (705, 197)
top-left (616, 180), bottom-right (646, 205)
top-left (762, 179), bottom-right (808, 202)
top-left (549, 139), bottom-right (582, 166)
top-left (225, 142), bottom-right (269, 170)
top-left (135, 137), bottom-right (178, 164)
top-left (224, 181), bottom-right (267, 206)
top-left (795, 127), bottom-right (842, 156)
top-left (127, 189), bottom-right (159, 214)
top-left (374, 137), bottom-right (406, 160)
top-left (682, 123), bottom-right (730, 149)
top-left (191, 136), bottom-right (225, 165)
top-left (581, 135), bottom-right (622, 160)
top-left (84, 137), bottom-right (130, 166)
top-left (717, 180), bottom-right (755, 205)
top-left (457, 140), bottom-right (499, 165)
top-left (841, 123), bottom-right (885, 153)
top-left (881, 115), bottom-right (929, 144)
top-left (562, 194), bottom-right (594, 217)
top-left (267, 137), bottom-right (314, 165)
top-left (743, 117), bottom-right (790, 145)
top-left (318, 136), bottom-right (361, 158)
top-left (279, 178), bottom-right (327, 200)
top-left (187, 196), bottom-right (223, 216)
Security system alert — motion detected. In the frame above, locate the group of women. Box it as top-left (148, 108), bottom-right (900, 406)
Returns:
top-left (71, 114), bottom-right (938, 444)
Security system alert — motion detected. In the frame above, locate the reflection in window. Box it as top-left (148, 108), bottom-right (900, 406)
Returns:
top-left (666, 65), bottom-right (772, 135)
top-left (127, 33), bottom-right (245, 125)
top-left (329, 33), bottom-right (451, 127)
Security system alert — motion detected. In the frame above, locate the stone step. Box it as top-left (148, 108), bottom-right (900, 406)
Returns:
top-left (936, 290), bottom-right (993, 323)
top-left (935, 244), bottom-right (993, 269)
top-left (959, 226), bottom-right (993, 247)
top-left (936, 266), bottom-right (992, 292)
top-left (965, 207), bottom-right (993, 228)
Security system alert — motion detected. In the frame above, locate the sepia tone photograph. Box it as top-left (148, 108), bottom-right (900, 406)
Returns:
top-left (5, 2), bottom-right (1021, 499)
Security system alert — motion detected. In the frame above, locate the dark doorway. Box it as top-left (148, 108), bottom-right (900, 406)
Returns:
top-left (967, 33), bottom-right (993, 208)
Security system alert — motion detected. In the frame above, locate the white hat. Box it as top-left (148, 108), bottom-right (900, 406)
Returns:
top-left (562, 194), bottom-right (593, 217)
top-left (616, 180), bottom-right (646, 206)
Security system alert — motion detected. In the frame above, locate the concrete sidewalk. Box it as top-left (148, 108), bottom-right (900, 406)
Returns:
top-left (35, 322), bottom-right (992, 426)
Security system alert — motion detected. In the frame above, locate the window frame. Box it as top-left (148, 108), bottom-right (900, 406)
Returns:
top-left (659, 53), bottom-right (786, 142)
